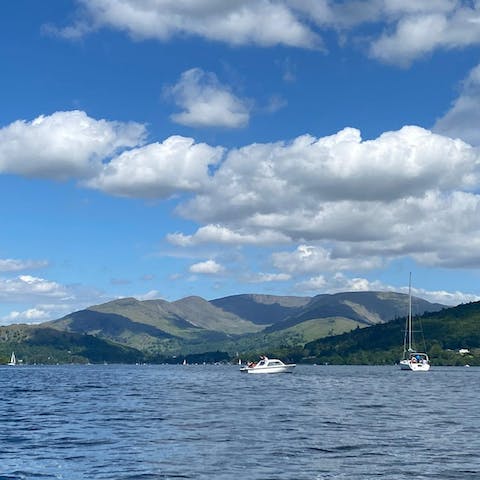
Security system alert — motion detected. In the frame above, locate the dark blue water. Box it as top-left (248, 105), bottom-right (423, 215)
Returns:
top-left (0, 364), bottom-right (479, 479)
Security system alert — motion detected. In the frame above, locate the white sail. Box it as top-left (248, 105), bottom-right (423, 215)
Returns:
top-left (8, 351), bottom-right (17, 366)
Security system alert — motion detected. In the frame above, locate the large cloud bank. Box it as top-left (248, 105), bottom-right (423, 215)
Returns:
top-left (51, 0), bottom-right (480, 65)
top-left (2, 110), bottom-right (480, 272)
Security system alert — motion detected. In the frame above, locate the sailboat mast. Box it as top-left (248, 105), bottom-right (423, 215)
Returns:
top-left (408, 272), bottom-right (412, 351)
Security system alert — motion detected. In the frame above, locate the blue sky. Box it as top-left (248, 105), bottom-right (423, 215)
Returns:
top-left (2, 0), bottom-right (480, 324)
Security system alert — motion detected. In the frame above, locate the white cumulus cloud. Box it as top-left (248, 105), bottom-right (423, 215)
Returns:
top-left (298, 273), bottom-right (381, 295)
top-left (272, 245), bottom-right (383, 274)
top-left (50, 0), bottom-right (480, 67)
top-left (178, 126), bottom-right (478, 224)
top-left (54, 0), bottom-right (320, 48)
top-left (167, 224), bottom-right (290, 246)
top-left (171, 126), bottom-right (480, 270)
top-left (166, 68), bottom-right (251, 128)
top-left (0, 111), bottom-right (146, 180)
top-left (433, 64), bottom-right (480, 146)
top-left (189, 259), bottom-right (224, 274)
top-left (1, 308), bottom-right (51, 325)
top-left (0, 275), bottom-right (68, 302)
top-left (0, 274), bottom-right (114, 325)
top-left (86, 136), bottom-right (224, 198)
top-left (369, 4), bottom-right (480, 65)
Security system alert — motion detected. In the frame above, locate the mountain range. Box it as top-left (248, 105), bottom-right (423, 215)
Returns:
top-left (0, 291), bottom-right (446, 364)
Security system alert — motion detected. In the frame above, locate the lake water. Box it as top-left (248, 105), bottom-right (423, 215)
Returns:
top-left (0, 364), bottom-right (479, 479)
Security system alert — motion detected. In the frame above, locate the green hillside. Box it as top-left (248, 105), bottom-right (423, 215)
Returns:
top-left (0, 324), bottom-right (143, 364)
top-left (49, 309), bottom-right (183, 354)
top-left (198, 316), bottom-right (367, 358)
top-left (48, 296), bottom-right (263, 354)
top-left (90, 297), bottom-right (202, 337)
top-left (301, 301), bottom-right (480, 365)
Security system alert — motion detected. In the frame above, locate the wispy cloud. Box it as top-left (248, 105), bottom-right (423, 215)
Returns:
top-left (0, 274), bottom-right (111, 326)
top-left (295, 273), bottom-right (480, 306)
top-left (0, 258), bottom-right (48, 272)
top-left (246, 272), bottom-right (291, 283)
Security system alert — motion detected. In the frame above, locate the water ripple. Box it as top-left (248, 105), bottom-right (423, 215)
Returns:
top-left (1, 365), bottom-right (480, 479)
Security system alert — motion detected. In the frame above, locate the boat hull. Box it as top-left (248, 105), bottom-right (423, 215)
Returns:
top-left (240, 365), bottom-right (295, 374)
top-left (399, 359), bottom-right (430, 371)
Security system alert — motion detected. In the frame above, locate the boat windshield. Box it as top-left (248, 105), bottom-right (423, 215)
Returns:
top-left (409, 353), bottom-right (429, 362)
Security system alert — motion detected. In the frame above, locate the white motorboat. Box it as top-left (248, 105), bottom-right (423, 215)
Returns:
top-left (240, 356), bottom-right (295, 374)
top-left (399, 274), bottom-right (430, 372)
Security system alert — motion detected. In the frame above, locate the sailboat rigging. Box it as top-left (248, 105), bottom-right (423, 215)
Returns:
top-left (399, 274), bottom-right (430, 372)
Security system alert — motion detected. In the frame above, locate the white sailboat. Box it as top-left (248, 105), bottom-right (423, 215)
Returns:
top-left (7, 351), bottom-right (17, 366)
top-left (399, 274), bottom-right (430, 372)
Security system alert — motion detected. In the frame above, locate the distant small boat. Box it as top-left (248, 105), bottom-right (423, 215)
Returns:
top-left (240, 356), bottom-right (295, 374)
top-left (182, 358), bottom-right (187, 365)
top-left (7, 352), bottom-right (17, 366)
top-left (399, 274), bottom-right (430, 372)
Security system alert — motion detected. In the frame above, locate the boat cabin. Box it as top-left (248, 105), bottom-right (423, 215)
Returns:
top-left (247, 357), bottom-right (286, 368)
top-left (408, 352), bottom-right (429, 364)
top-left (262, 359), bottom-right (284, 367)
top-left (254, 357), bottom-right (285, 367)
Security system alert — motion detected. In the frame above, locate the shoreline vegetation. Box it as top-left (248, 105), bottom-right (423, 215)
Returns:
top-left (0, 355), bottom-right (476, 367)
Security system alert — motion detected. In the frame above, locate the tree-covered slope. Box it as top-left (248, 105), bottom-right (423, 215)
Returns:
top-left (301, 301), bottom-right (480, 365)
top-left (0, 324), bottom-right (144, 364)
